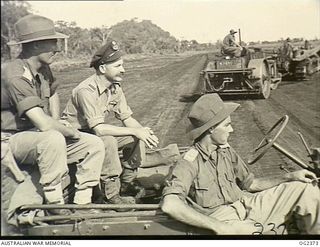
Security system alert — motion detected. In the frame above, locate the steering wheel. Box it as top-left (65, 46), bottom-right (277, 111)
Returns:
top-left (247, 115), bottom-right (289, 165)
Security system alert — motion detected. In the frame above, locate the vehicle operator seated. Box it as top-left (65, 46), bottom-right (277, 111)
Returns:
top-left (221, 29), bottom-right (244, 57)
top-left (279, 37), bottom-right (294, 60)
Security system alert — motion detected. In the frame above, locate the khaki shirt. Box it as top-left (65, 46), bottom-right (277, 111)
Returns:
top-left (1, 57), bottom-right (55, 132)
top-left (162, 142), bottom-right (254, 212)
top-left (281, 42), bottom-right (294, 58)
top-left (61, 74), bottom-right (132, 130)
top-left (223, 34), bottom-right (236, 47)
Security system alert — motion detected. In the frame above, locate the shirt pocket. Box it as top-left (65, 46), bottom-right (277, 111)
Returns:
top-left (101, 101), bottom-right (109, 114)
top-left (194, 178), bottom-right (212, 208)
top-left (224, 169), bottom-right (237, 190)
top-left (224, 158), bottom-right (236, 183)
top-left (101, 95), bottom-right (111, 114)
top-left (104, 93), bottom-right (120, 114)
top-left (224, 168), bottom-right (242, 201)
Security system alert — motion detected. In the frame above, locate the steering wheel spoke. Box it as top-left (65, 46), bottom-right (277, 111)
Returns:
top-left (248, 115), bottom-right (289, 165)
top-left (255, 139), bottom-right (270, 152)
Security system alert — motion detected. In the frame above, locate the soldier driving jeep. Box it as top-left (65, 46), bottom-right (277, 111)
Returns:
top-left (161, 94), bottom-right (320, 235)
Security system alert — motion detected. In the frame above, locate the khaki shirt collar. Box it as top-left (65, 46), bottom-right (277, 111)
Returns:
top-left (94, 74), bottom-right (112, 95)
top-left (195, 142), bottom-right (230, 161)
top-left (94, 74), bottom-right (122, 95)
top-left (17, 54), bottom-right (38, 78)
top-left (21, 59), bottom-right (40, 85)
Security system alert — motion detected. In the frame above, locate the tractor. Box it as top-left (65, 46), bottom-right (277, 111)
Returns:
top-left (276, 45), bottom-right (320, 80)
top-left (201, 48), bottom-right (282, 99)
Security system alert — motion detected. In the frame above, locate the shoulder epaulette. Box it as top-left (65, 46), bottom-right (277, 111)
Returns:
top-left (183, 148), bottom-right (199, 162)
top-left (21, 66), bottom-right (33, 82)
top-left (88, 84), bottom-right (96, 92)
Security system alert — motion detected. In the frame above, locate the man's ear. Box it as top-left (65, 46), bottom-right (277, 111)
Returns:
top-left (98, 64), bottom-right (106, 74)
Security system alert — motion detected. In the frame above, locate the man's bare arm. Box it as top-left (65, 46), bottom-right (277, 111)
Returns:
top-left (229, 36), bottom-right (241, 48)
top-left (49, 92), bottom-right (60, 120)
top-left (93, 123), bottom-right (139, 137)
top-left (161, 194), bottom-right (239, 235)
top-left (25, 107), bottom-right (80, 139)
top-left (248, 169), bottom-right (317, 192)
top-left (93, 117), bottom-right (159, 148)
top-left (122, 117), bottom-right (143, 128)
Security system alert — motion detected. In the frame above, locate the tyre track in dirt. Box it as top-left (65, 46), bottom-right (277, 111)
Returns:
top-left (268, 76), bottom-right (320, 147)
top-left (120, 54), bottom-right (207, 147)
top-left (122, 52), bottom-right (310, 178)
top-left (228, 73), bottom-right (319, 177)
top-left (54, 53), bottom-right (318, 178)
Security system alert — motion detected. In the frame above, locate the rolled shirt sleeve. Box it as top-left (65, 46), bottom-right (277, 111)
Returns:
top-left (75, 89), bottom-right (105, 129)
top-left (162, 159), bottom-right (198, 200)
top-left (6, 77), bottom-right (42, 117)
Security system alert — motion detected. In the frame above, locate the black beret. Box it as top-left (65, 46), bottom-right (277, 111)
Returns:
top-left (90, 40), bottom-right (123, 68)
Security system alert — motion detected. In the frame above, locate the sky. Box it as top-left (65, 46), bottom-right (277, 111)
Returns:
top-left (27, 0), bottom-right (320, 43)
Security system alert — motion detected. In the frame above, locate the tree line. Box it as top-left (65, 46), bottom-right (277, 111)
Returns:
top-left (3, 1), bottom-right (315, 62)
top-left (1, 1), bottom-right (214, 62)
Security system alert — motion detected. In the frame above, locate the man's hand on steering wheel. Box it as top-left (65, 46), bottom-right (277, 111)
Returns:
top-left (285, 169), bottom-right (318, 184)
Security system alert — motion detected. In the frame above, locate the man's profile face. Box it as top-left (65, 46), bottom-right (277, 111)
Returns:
top-left (210, 116), bottom-right (233, 145)
top-left (37, 39), bottom-right (60, 65)
top-left (100, 59), bottom-right (125, 82)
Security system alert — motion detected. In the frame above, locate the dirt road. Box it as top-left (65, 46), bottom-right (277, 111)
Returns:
top-left (230, 73), bottom-right (320, 177)
top-left (55, 53), bottom-right (319, 177)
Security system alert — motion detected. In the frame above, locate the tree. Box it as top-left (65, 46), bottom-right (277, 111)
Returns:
top-left (55, 20), bottom-right (94, 57)
top-left (91, 25), bottom-right (112, 45)
top-left (1, 0), bottom-right (31, 61)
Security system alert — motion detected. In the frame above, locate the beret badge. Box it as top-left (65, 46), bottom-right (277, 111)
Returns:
top-left (111, 41), bottom-right (119, 51)
top-left (90, 40), bottom-right (122, 68)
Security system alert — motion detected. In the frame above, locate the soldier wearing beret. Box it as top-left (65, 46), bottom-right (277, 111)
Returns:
top-left (161, 94), bottom-right (320, 234)
top-left (1, 15), bottom-right (106, 217)
top-left (62, 40), bottom-right (159, 206)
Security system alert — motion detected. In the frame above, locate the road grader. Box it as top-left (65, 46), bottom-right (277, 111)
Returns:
top-left (276, 45), bottom-right (320, 80)
top-left (1, 116), bottom-right (319, 236)
top-left (201, 48), bottom-right (282, 99)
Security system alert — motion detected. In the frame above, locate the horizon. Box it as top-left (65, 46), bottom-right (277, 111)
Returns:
top-left (28, 0), bottom-right (319, 44)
